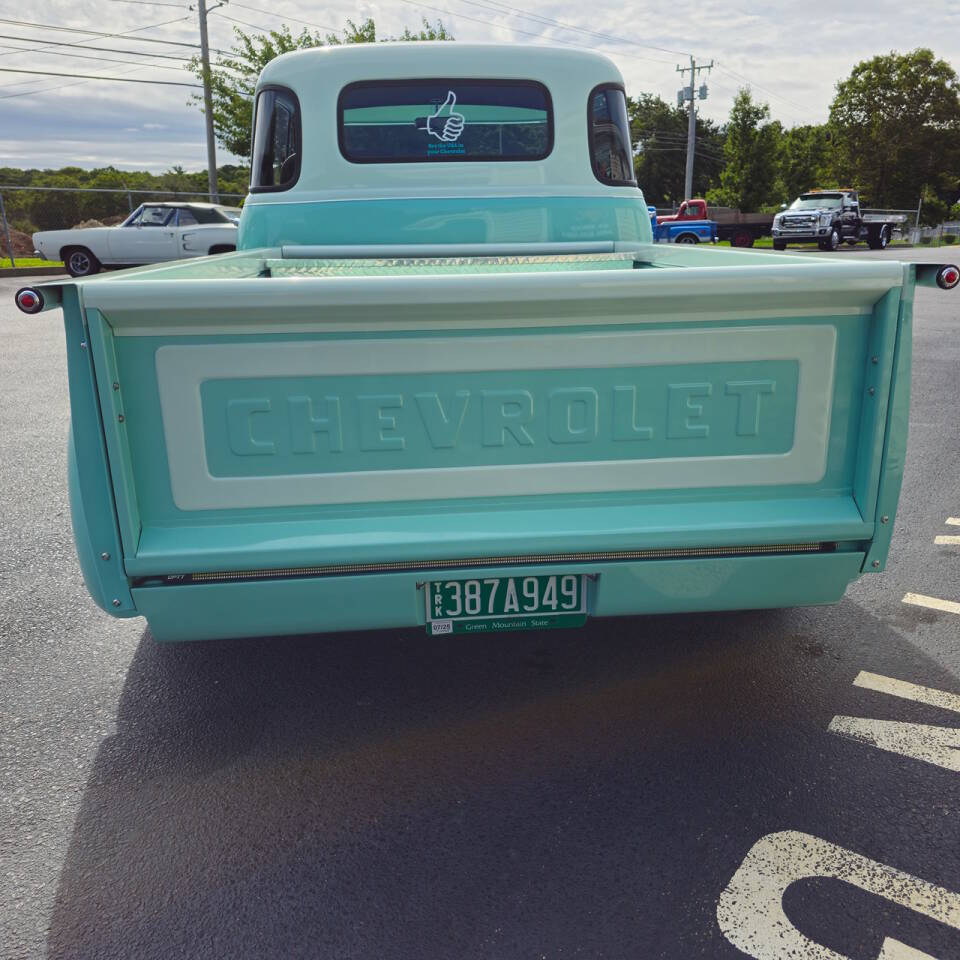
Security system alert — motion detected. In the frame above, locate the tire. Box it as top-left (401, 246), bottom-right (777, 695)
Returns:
top-left (773, 240), bottom-right (787, 251)
top-left (818, 228), bottom-right (840, 252)
top-left (675, 233), bottom-right (699, 244)
top-left (63, 247), bottom-right (100, 277)
top-left (730, 229), bottom-right (754, 248)
top-left (867, 226), bottom-right (889, 251)
top-left (207, 244), bottom-right (236, 255)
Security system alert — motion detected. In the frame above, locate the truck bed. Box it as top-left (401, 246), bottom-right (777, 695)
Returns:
top-left (36, 242), bottom-right (915, 638)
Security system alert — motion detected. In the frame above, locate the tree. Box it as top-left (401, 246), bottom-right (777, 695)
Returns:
top-left (828, 49), bottom-right (960, 209)
top-left (776, 124), bottom-right (831, 201)
top-left (918, 185), bottom-right (949, 227)
top-left (189, 18), bottom-right (452, 159)
top-left (706, 89), bottom-right (781, 211)
top-left (628, 94), bottom-right (725, 206)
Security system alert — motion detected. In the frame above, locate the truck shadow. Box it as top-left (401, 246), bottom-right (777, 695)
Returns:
top-left (45, 602), bottom-right (960, 959)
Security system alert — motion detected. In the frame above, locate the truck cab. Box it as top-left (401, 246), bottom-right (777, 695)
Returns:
top-left (648, 204), bottom-right (717, 244)
top-left (772, 190), bottom-right (896, 251)
top-left (241, 43), bottom-right (652, 251)
top-left (656, 199), bottom-right (709, 223)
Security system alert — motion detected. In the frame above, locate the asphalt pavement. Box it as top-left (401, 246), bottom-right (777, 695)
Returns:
top-left (1, 248), bottom-right (960, 959)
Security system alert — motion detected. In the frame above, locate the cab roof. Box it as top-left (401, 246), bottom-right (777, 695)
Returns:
top-left (257, 42), bottom-right (623, 90)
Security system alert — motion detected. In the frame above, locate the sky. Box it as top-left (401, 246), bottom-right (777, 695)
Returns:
top-left (1, 0), bottom-right (959, 173)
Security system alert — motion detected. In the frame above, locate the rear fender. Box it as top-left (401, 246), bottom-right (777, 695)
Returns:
top-left (61, 285), bottom-right (135, 616)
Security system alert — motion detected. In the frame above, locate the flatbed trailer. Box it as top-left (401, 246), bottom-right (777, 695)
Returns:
top-left (657, 201), bottom-right (772, 247)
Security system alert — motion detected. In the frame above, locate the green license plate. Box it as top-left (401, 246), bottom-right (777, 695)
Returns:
top-left (425, 574), bottom-right (588, 635)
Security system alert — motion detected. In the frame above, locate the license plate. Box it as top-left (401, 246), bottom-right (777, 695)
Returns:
top-left (425, 574), bottom-right (588, 635)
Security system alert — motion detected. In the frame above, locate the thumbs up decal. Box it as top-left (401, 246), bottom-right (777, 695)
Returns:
top-left (425, 91), bottom-right (465, 142)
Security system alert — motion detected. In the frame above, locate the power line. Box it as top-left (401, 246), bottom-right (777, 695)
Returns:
top-left (394, 0), bottom-right (671, 74)
top-left (0, 33), bottom-right (195, 61)
top-left (451, 0), bottom-right (684, 60)
top-left (0, 80), bottom-right (99, 99)
top-left (228, 2), bottom-right (345, 35)
top-left (212, 11), bottom-right (287, 33)
top-left (0, 66), bottom-right (201, 86)
top-left (0, 15), bottom-right (214, 99)
top-left (0, 41), bottom-right (195, 73)
top-left (713, 64), bottom-right (810, 115)
top-left (0, 63), bottom-right (160, 98)
top-left (450, 1), bottom-right (806, 120)
top-left (0, 17), bottom-right (217, 52)
top-left (640, 146), bottom-right (725, 163)
top-left (106, 0), bottom-right (189, 6)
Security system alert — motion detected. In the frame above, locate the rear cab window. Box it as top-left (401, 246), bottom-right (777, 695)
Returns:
top-left (589, 85), bottom-right (636, 186)
top-left (251, 86), bottom-right (301, 191)
top-left (338, 80), bottom-right (553, 163)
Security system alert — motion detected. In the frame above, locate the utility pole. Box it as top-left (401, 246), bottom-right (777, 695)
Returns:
top-left (676, 57), bottom-right (713, 200)
top-left (196, 0), bottom-right (220, 203)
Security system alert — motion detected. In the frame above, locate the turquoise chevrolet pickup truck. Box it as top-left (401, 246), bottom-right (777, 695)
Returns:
top-left (15, 43), bottom-right (960, 641)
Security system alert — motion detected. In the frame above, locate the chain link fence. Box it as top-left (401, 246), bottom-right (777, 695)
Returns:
top-left (1, 184), bottom-right (246, 268)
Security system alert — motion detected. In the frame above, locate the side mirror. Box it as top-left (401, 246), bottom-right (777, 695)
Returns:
top-left (780, 203), bottom-right (787, 210)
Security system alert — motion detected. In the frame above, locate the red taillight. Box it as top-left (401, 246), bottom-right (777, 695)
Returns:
top-left (938, 265), bottom-right (960, 290)
top-left (15, 287), bottom-right (43, 314)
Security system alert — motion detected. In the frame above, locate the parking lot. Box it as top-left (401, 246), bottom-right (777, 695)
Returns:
top-left (2, 247), bottom-right (959, 958)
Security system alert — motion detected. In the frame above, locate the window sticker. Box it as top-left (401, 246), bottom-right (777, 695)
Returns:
top-left (416, 91), bottom-right (466, 147)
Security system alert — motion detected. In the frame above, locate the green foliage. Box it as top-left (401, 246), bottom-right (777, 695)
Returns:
top-left (775, 124), bottom-right (830, 200)
top-left (628, 94), bottom-right (725, 206)
top-left (918, 184), bottom-right (949, 226)
top-left (189, 18), bottom-right (452, 159)
top-left (950, 202), bottom-right (960, 220)
top-left (828, 49), bottom-right (960, 209)
top-left (706, 89), bottom-right (781, 211)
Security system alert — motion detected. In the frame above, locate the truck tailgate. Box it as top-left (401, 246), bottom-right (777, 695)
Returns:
top-left (77, 251), bottom-right (907, 582)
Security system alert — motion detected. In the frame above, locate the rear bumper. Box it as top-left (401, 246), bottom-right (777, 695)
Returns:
top-left (131, 551), bottom-right (865, 642)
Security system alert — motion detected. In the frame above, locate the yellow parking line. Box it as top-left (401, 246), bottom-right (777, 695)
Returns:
top-left (903, 592), bottom-right (960, 615)
top-left (935, 536), bottom-right (960, 545)
top-left (947, 517), bottom-right (960, 526)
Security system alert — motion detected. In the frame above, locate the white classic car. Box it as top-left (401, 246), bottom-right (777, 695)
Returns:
top-left (34, 201), bottom-right (240, 276)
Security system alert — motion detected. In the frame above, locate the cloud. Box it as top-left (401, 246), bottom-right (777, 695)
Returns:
top-left (1, 0), bottom-right (958, 170)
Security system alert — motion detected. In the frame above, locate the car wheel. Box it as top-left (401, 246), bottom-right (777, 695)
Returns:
top-left (818, 229), bottom-right (840, 252)
top-left (675, 233), bottom-right (699, 244)
top-left (64, 247), bottom-right (100, 277)
top-left (731, 229), bottom-right (754, 248)
top-left (868, 226), bottom-right (889, 250)
top-left (773, 240), bottom-right (787, 251)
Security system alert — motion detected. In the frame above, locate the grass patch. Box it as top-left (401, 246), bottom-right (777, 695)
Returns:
top-left (716, 237), bottom-right (775, 248)
top-left (0, 257), bottom-right (63, 268)
top-left (717, 235), bottom-right (919, 250)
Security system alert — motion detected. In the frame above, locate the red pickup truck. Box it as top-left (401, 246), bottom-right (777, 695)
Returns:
top-left (658, 199), bottom-right (774, 247)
